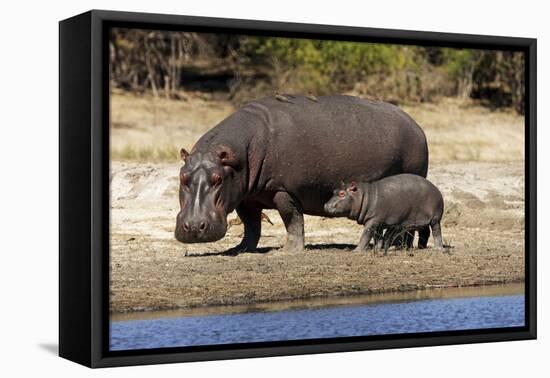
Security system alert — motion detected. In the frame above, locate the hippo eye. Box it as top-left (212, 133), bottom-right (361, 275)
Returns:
top-left (338, 190), bottom-right (346, 198)
top-left (211, 172), bottom-right (222, 186)
top-left (180, 173), bottom-right (189, 186)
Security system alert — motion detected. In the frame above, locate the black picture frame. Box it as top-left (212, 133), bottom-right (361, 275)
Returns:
top-left (59, 9), bottom-right (537, 368)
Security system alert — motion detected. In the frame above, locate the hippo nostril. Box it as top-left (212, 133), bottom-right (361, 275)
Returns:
top-left (199, 221), bottom-right (207, 232)
top-left (182, 222), bottom-right (190, 232)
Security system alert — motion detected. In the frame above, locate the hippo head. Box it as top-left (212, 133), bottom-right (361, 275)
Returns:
top-left (175, 146), bottom-right (244, 243)
top-left (323, 182), bottom-right (358, 217)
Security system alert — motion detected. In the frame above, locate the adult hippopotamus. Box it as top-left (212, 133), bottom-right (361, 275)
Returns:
top-left (175, 94), bottom-right (428, 253)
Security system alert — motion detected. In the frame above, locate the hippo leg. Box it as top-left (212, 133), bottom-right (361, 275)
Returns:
top-left (383, 227), bottom-right (403, 254)
top-left (354, 221), bottom-right (377, 252)
top-left (418, 226), bottom-right (431, 249)
top-left (273, 191), bottom-right (305, 251)
top-left (392, 229), bottom-right (413, 249)
top-left (373, 226), bottom-right (384, 252)
top-left (225, 202), bottom-right (263, 254)
top-left (404, 231), bottom-right (414, 249)
top-left (431, 221), bottom-right (444, 250)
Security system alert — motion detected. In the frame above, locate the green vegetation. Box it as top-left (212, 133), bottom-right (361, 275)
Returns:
top-left (238, 38), bottom-right (420, 95)
top-left (110, 29), bottom-right (525, 113)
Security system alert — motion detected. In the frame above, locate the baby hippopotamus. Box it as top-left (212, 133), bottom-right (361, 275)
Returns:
top-left (324, 174), bottom-right (444, 253)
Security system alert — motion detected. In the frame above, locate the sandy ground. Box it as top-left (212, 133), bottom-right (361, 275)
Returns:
top-left (110, 161), bottom-right (525, 313)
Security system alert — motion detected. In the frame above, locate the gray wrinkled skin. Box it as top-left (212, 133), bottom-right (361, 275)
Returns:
top-left (324, 174), bottom-right (444, 252)
top-left (175, 95), bottom-right (429, 253)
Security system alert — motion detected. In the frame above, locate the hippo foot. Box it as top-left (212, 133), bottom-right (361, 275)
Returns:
top-left (281, 239), bottom-right (304, 252)
top-left (223, 242), bottom-right (257, 256)
top-left (437, 246), bottom-right (452, 254)
top-left (352, 247), bottom-right (366, 253)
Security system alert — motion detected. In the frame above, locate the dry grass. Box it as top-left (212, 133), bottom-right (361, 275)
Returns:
top-left (110, 90), bottom-right (234, 161)
top-left (110, 92), bottom-right (524, 164)
top-left (401, 98), bottom-right (524, 162)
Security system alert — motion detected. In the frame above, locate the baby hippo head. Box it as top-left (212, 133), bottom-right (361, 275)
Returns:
top-left (324, 182), bottom-right (358, 216)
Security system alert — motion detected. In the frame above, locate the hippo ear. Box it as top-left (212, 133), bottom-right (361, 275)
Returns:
top-left (180, 148), bottom-right (190, 162)
top-left (217, 146), bottom-right (241, 170)
top-left (349, 182), bottom-right (358, 192)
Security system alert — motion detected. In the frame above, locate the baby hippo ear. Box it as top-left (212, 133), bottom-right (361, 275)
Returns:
top-left (180, 148), bottom-right (190, 162)
top-left (348, 182), bottom-right (358, 192)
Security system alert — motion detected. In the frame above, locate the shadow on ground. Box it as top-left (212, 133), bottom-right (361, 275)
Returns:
top-left (185, 243), bottom-right (356, 257)
top-left (305, 243), bottom-right (355, 251)
top-left (38, 343), bottom-right (58, 355)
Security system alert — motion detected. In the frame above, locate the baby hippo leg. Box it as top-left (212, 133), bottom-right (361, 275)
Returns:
top-left (431, 221), bottom-right (444, 250)
top-left (354, 221), bottom-right (378, 252)
top-left (395, 231), bottom-right (414, 250)
top-left (383, 227), bottom-right (400, 255)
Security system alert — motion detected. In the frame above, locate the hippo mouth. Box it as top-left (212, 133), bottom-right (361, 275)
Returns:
top-left (323, 203), bottom-right (347, 217)
top-left (174, 216), bottom-right (228, 244)
top-left (174, 229), bottom-right (226, 243)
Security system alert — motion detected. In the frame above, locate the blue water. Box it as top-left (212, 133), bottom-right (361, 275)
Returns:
top-left (110, 294), bottom-right (524, 351)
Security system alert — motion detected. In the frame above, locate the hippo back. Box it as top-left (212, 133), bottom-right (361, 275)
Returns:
top-left (193, 95), bottom-right (429, 216)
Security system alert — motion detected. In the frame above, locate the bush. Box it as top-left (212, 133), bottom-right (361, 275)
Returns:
top-left (109, 29), bottom-right (525, 113)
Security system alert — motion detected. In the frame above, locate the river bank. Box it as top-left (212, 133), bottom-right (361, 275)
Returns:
top-left (112, 283), bottom-right (524, 321)
top-left (110, 283), bottom-right (525, 350)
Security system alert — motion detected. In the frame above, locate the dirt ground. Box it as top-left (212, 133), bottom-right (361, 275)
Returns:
top-left (110, 160), bottom-right (525, 313)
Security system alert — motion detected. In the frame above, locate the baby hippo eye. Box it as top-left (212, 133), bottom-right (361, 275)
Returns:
top-left (338, 190), bottom-right (346, 198)
top-left (211, 172), bottom-right (222, 186)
